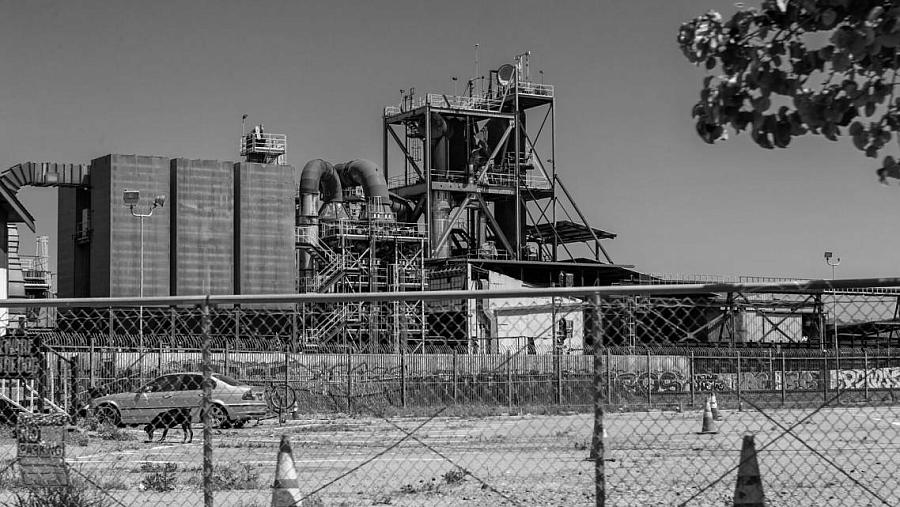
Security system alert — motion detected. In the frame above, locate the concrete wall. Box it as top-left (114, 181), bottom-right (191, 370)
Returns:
top-left (234, 162), bottom-right (295, 295)
top-left (170, 158), bottom-right (234, 295)
top-left (90, 154), bottom-right (170, 297)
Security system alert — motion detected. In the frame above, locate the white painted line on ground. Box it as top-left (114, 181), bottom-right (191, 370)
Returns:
top-left (71, 444), bottom-right (176, 460)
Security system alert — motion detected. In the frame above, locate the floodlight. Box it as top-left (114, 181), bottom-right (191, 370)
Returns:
top-left (123, 190), bottom-right (140, 206)
top-left (824, 251), bottom-right (832, 260)
top-left (154, 194), bottom-right (167, 208)
top-left (497, 64), bottom-right (516, 86)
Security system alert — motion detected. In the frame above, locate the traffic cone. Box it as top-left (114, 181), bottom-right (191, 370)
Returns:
top-left (710, 392), bottom-right (723, 421)
top-left (272, 435), bottom-right (303, 507)
top-left (733, 435), bottom-right (765, 506)
top-left (697, 397), bottom-right (718, 434)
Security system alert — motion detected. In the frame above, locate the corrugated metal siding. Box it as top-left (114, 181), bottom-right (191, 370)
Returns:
top-left (170, 158), bottom-right (234, 295)
top-left (104, 155), bottom-right (171, 298)
top-left (234, 162), bottom-right (295, 296)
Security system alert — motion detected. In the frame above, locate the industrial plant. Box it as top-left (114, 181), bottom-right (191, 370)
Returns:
top-left (0, 52), bottom-right (639, 353)
top-left (0, 51), bottom-right (887, 353)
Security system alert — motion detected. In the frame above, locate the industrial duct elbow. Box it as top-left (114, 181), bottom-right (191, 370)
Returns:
top-left (334, 159), bottom-right (395, 220)
top-left (299, 159), bottom-right (345, 220)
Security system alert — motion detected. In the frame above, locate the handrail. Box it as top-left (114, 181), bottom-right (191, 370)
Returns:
top-left (239, 133), bottom-right (287, 155)
top-left (10, 278), bottom-right (900, 307)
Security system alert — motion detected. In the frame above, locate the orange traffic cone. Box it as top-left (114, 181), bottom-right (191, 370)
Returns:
top-left (734, 435), bottom-right (765, 506)
top-left (697, 396), bottom-right (718, 434)
top-left (272, 435), bottom-right (303, 507)
top-left (710, 392), bottom-right (723, 421)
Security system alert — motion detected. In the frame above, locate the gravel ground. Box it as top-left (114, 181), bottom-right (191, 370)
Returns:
top-left (0, 405), bottom-right (897, 506)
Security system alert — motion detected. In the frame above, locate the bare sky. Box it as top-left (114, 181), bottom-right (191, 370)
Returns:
top-left (1, 0), bottom-right (897, 280)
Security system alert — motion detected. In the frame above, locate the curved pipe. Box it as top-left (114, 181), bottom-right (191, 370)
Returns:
top-left (334, 159), bottom-right (395, 219)
top-left (299, 159), bottom-right (343, 216)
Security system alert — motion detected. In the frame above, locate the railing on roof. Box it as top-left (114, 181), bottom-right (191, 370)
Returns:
top-left (626, 273), bottom-right (900, 295)
top-left (319, 220), bottom-right (426, 240)
top-left (509, 81), bottom-right (554, 97)
top-left (239, 133), bottom-right (286, 156)
top-left (384, 93), bottom-right (504, 117)
top-left (388, 170), bottom-right (549, 190)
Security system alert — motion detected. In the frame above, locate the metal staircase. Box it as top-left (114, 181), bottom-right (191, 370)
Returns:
top-left (309, 241), bottom-right (344, 293)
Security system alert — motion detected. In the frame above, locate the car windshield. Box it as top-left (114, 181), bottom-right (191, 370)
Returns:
top-left (212, 373), bottom-right (246, 386)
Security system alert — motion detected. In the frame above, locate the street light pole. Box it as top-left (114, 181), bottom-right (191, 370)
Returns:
top-left (125, 190), bottom-right (166, 385)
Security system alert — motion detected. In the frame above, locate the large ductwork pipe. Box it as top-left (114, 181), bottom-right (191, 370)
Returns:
top-left (389, 192), bottom-right (414, 222)
top-left (299, 159), bottom-right (345, 220)
top-left (431, 191), bottom-right (452, 258)
top-left (334, 159), bottom-right (395, 220)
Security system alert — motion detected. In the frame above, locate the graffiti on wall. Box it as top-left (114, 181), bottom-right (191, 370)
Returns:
top-left (832, 367), bottom-right (900, 390)
top-left (612, 370), bottom-right (689, 394)
top-left (612, 369), bottom-right (823, 394)
top-left (693, 373), bottom-right (729, 392)
top-left (773, 371), bottom-right (821, 391)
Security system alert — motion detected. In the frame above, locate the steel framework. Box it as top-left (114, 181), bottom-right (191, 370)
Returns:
top-left (382, 52), bottom-right (614, 263)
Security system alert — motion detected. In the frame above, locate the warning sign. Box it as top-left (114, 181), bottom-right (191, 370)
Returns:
top-left (0, 337), bottom-right (39, 379)
top-left (16, 413), bottom-right (68, 487)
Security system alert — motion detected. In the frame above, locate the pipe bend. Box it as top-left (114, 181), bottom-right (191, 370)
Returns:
top-left (300, 159), bottom-right (343, 202)
top-left (335, 159), bottom-right (391, 203)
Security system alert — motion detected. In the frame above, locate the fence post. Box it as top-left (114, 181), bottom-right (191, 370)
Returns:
top-left (590, 294), bottom-right (605, 507)
top-left (158, 341), bottom-right (163, 376)
top-left (70, 359), bottom-right (79, 422)
top-left (283, 343), bottom-right (290, 419)
top-left (780, 351), bottom-right (786, 407)
top-left (108, 307), bottom-right (114, 344)
top-left (35, 336), bottom-right (45, 413)
top-left (346, 350), bottom-right (353, 413)
top-left (689, 351), bottom-right (695, 409)
top-left (606, 347), bottom-right (611, 406)
top-left (89, 335), bottom-right (95, 388)
top-left (200, 298), bottom-right (214, 507)
top-left (224, 342), bottom-right (230, 377)
top-left (646, 348), bottom-right (651, 408)
top-left (823, 353), bottom-right (828, 403)
top-left (556, 352), bottom-right (563, 406)
top-left (452, 350), bottom-right (458, 405)
top-left (736, 351), bottom-right (742, 412)
top-left (863, 350), bottom-right (869, 402)
top-left (401, 348), bottom-right (407, 408)
top-left (506, 350), bottom-right (513, 413)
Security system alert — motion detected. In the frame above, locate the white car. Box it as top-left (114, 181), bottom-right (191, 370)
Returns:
top-left (91, 372), bottom-right (267, 429)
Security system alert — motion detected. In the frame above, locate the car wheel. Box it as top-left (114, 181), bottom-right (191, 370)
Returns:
top-left (96, 405), bottom-right (121, 427)
top-left (204, 404), bottom-right (229, 429)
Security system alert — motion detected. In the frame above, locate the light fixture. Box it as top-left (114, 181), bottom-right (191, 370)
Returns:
top-left (123, 190), bottom-right (140, 206)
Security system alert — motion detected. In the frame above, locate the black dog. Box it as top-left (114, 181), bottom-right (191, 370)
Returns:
top-left (144, 408), bottom-right (193, 443)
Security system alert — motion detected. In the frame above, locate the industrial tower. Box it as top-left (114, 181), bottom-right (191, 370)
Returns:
top-left (383, 52), bottom-right (614, 265)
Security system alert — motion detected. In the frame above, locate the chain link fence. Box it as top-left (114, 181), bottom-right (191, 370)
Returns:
top-left (0, 278), bottom-right (898, 505)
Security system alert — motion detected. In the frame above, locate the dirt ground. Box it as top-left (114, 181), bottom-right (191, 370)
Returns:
top-left (0, 405), bottom-right (897, 506)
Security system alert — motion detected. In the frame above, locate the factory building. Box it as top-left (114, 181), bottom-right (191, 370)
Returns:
top-left (0, 51), bottom-right (643, 351)
top-left (56, 155), bottom-right (295, 298)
